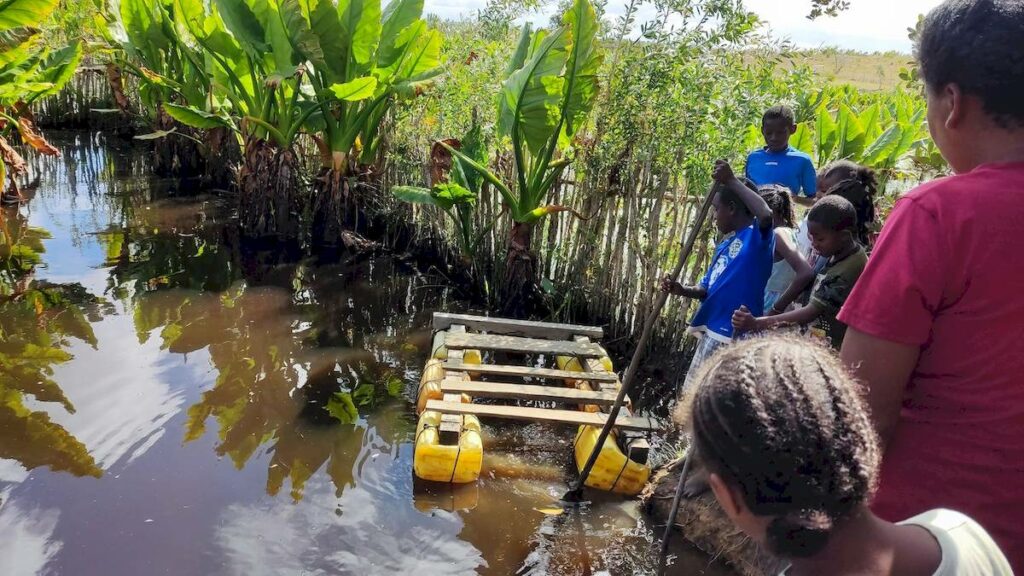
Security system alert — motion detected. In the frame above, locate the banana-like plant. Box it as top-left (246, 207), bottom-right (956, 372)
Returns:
top-left (169, 0), bottom-right (321, 238)
top-left (443, 0), bottom-right (603, 313)
top-left (105, 0), bottom-right (215, 176)
top-left (279, 0), bottom-right (444, 245)
top-left (0, 0), bottom-right (82, 203)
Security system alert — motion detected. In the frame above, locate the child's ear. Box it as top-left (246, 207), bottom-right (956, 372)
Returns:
top-left (788, 123), bottom-right (797, 135)
top-left (709, 473), bottom-right (745, 520)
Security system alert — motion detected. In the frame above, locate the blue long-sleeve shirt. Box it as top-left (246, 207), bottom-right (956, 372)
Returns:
top-left (745, 146), bottom-right (817, 198)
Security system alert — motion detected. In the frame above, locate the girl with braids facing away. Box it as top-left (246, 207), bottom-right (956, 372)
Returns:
top-left (796, 160), bottom-right (879, 270)
top-left (684, 336), bottom-right (1011, 575)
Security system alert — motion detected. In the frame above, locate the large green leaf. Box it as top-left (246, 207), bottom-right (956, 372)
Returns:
top-left (32, 41), bottom-right (83, 100)
top-left (339, 0), bottom-right (381, 68)
top-left (861, 124), bottom-right (901, 168)
top-left (0, 0), bottom-right (58, 32)
top-left (163, 103), bottom-right (234, 129)
top-left (498, 27), bottom-right (569, 156)
top-left (815, 104), bottom-right (837, 166)
top-left (213, 0), bottom-right (268, 51)
top-left (791, 122), bottom-right (814, 155)
top-left (559, 0), bottom-right (602, 140)
top-left (432, 182), bottom-right (475, 210)
top-left (391, 185), bottom-right (436, 206)
top-left (392, 23), bottom-right (440, 79)
top-left (280, 0), bottom-right (325, 68)
top-left (308, 0), bottom-right (347, 79)
top-left (329, 76), bottom-right (377, 100)
top-left (377, 0), bottom-right (422, 68)
top-left (0, 28), bottom-right (37, 69)
top-left (505, 24), bottom-right (532, 77)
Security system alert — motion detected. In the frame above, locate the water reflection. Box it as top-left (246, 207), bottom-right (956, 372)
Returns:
top-left (0, 207), bottom-right (103, 479)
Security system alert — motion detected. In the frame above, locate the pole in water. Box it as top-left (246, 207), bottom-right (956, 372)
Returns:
top-left (656, 455), bottom-right (693, 576)
top-left (561, 182), bottom-right (718, 504)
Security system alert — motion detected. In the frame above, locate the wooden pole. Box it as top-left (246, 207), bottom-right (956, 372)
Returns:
top-left (656, 456), bottom-right (693, 575)
top-left (563, 182), bottom-right (717, 502)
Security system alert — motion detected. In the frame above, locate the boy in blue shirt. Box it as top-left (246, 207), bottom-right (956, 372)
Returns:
top-left (662, 160), bottom-right (775, 392)
top-left (745, 105), bottom-right (817, 206)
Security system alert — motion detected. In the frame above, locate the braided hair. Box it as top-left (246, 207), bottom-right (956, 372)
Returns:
top-left (820, 160), bottom-right (877, 247)
top-left (688, 336), bottom-right (880, 559)
top-left (759, 184), bottom-right (796, 228)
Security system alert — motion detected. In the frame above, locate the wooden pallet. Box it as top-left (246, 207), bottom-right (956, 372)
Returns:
top-left (429, 313), bottom-right (657, 441)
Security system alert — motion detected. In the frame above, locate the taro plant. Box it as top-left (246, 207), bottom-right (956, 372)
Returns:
top-left (442, 0), bottom-right (603, 313)
top-left (170, 0), bottom-right (319, 238)
top-left (278, 0), bottom-right (444, 245)
top-left (0, 0), bottom-right (83, 203)
top-left (391, 117), bottom-right (490, 263)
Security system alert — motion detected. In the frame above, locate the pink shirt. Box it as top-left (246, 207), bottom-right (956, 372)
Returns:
top-left (838, 163), bottom-right (1024, 570)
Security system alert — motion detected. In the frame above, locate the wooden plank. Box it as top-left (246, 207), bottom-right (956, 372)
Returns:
top-left (441, 361), bottom-right (618, 383)
top-left (445, 332), bottom-right (605, 358)
top-left (440, 326), bottom-right (467, 444)
top-left (439, 379), bottom-right (617, 405)
top-left (425, 400), bottom-right (657, 432)
top-left (433, 312), bottom-right (603, 340)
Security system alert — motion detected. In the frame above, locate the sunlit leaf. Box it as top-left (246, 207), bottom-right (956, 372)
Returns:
top-left (325, 391), bottom-right (359, 424)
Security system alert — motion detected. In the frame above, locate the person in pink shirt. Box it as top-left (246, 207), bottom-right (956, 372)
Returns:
top-left (838, 0), bottom-right (1024, 570)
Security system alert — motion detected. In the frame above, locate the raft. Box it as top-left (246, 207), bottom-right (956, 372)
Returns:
top-left (557, 355), bottom-right (651, 495)
top-left (412, 313), bottom-right (657, 496)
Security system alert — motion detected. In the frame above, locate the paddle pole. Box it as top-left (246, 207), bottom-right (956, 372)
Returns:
top-left (656, 456), bottom-right (693, 575)
top-left (562, 182), bottom-right (718, 503)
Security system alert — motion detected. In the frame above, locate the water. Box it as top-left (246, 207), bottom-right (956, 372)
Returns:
top-left (0, 133), bottom-right (729, 576)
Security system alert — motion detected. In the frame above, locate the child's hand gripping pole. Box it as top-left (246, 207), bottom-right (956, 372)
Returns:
top-left (561, 178), bottom-right (720, 504)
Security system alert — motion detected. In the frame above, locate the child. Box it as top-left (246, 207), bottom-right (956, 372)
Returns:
top-left (796, 160), bottom-right (878, 263)
top-left (684, 336), bottom-right (1012, 575)
top-left (839, 1), bottom-right (1024, 568)
top-left (733, 196), bottom-right (866, 349)
top-left (759, 185), bottom-right (814, 313)
top-left (745, 106), bottom-right (817, 206)
top-left (661, 160), bottom-right (774, 391)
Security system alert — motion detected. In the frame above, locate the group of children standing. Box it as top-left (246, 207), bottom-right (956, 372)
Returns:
top-left (663, 104), bottom-right (875, 389)
top-left (661, 1), bottom-right (1023, 572)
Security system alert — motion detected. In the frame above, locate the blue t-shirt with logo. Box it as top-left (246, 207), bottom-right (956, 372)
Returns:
top-left (689, 220), bottom-right (776, 342)
top-left (745, 146), bottom-right (817, 198)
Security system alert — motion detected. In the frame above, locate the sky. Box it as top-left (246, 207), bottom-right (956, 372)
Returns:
top-left (423, 0), bottom-right (945, 53)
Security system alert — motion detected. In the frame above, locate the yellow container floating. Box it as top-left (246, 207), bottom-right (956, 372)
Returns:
top-left (573, 425), bottom-right (651, 495)
top-left (414, 410), bottom-right (483, 484)
top-left (431, 331), bottom-right (481, 365)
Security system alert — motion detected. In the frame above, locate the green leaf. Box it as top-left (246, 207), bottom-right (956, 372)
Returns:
top-left (163, 103), bottom-right (233, 129)
top-left (352, 383), bottom-right (375, 406)
top-left (134, 128), bottom-right (177, 140)
top-left (280, 0), bottom-right (325, 68)
top-left (384, 374), bottom-right (402, 397)
top-left (0, 0), bottom-right (58, 32)
top-left (791, 122), bottom-right (813, 155)
top-left (33, 41), bottom-right (83, 99)
top-left (815, 104), bottom-right (838, 166)
top-left (329, 76), bottom-right (377, 100)
top-left (498, 27), bottom-right (569, 156)
top-left (377, 0), bottom-right (422, 68)
top-left (861, 124), bottom-right (901, 168)
top-left (432, 182), bottom-right (475, 210)
top-left (307, 0), bottom-right (347, 79)
top-left (505, 24), bottom-right (532, 77)
top-left (391, 185), bottom-right (436, 206)
top-left (560, 0), bottom-right (602, 140)
top-left (213, 0), bottom-right (268, 51)
top-left (340, 0), bottom-right (381, 68)
top-left (325, 391), bottom-right (358, 423)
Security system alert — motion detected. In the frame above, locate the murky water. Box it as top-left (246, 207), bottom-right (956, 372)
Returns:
top-left (0, 133), bottom-right (729, 576)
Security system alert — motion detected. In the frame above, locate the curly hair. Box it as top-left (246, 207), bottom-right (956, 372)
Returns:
top-left (759, 184), bottom-right (796, 228)
top-left (820, 160), bottom-right (877, 246)
top-left (688, 336), bottom-right (881, 559)
top-left (918, 0), bottom-right (1024, 129)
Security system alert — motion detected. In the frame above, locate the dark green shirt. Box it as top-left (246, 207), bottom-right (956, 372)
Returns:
top-left (809, 246), bottom-right (867, 348)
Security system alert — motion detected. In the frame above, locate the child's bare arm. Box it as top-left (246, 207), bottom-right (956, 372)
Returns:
top-left (771, 233), bottom-right (815, 313)
top-left (732, 302), bottom-right (822, 334)
top-left (712, 160), bottom-right (773, 229)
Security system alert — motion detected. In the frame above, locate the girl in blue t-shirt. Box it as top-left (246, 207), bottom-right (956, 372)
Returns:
top-left (662, 160), bottom-right (778, 392)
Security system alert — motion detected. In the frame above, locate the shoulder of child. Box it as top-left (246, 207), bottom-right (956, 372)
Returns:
top-left (898, 509), bottom-right (1014, 576)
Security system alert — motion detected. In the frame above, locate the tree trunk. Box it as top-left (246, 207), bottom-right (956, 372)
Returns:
top-left (237, 137), bottom-right (300, 239)
top-left (502, 221), bottom-right (539, 318)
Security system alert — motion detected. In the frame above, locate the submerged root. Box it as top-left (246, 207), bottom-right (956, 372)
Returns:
top-left (641, 460), bottom-right (784, 576)
top-left (237, 138), bottom-right (301, 238)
